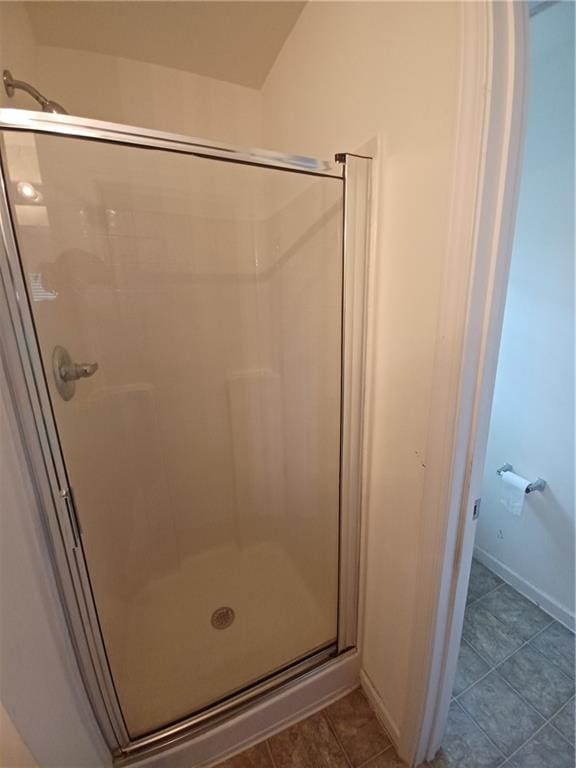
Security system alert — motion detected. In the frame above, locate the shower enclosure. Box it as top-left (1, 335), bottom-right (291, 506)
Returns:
top-left (0, 109), bottom-right (370, 759)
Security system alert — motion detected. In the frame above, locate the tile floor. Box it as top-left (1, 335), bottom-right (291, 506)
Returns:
top-left (215, 560), bottom-right (575, 768)
top-left (214, 687), bottom-right (406, 768)
top-left (433, 559), bottom-right (575, 768)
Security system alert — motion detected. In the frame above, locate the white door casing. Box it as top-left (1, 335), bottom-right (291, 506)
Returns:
top-left (389, 2), bottom-right (529, 764)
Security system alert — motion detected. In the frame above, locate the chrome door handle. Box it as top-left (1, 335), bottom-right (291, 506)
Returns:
top-left (52, 345), bottom-right (99, 401)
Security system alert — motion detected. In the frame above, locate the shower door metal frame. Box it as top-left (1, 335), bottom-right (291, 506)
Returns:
top-left (0, 109), bottom-right (371, 760)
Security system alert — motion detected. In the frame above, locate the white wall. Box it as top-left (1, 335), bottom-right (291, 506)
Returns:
top-left (261, 0), bottom-right (461, 740)
top-left (475, 2), bottom-right (575, 628)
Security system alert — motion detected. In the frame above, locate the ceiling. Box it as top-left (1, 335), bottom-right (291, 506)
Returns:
top-left (24, 1), bottom-right (306, 89)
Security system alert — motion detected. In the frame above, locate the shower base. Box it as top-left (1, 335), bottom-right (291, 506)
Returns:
top-left (111, 539), bottom-right (337, 737)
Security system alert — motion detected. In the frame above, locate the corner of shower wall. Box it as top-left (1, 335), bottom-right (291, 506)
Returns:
top-left (34, 44), bottom-right (264, 147)
top-left (1, 8), bottom-right (265, 149)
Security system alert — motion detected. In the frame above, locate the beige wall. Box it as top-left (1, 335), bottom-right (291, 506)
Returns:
top-left (261, 1), bottom-right (461, 734)
top-left (0, 3), bottom-right (261, 146)
top-left (35, 45), bottom-right (262, 145)
top-left (0, 3), bottom-right (37, 110)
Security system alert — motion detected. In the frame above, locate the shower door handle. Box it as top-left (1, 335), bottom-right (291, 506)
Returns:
top-left (60, 360), bottom-right (99, 382)
top-left (52, 345), bottom-right (99, 401)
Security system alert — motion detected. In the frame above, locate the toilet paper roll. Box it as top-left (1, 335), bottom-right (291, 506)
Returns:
top-left (499, 470), bottom-right (529, 517)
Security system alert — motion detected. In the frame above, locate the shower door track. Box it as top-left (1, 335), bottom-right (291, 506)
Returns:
top-left (0, 109), bottom-right (371, 761)
top-left (119, 644), bottom-right (340, 761)
top-left (0, 109), bottom-right (343, 177)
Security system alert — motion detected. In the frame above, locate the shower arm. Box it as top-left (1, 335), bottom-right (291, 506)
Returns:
top-left (3, 69), bottom-right (68, 114)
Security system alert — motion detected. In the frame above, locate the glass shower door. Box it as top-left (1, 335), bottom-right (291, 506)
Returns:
top-left (1, 130), bottom-right (344, 738)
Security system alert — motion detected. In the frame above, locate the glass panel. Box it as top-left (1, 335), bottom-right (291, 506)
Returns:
top-left (1, 131), bottom-right (343, 738)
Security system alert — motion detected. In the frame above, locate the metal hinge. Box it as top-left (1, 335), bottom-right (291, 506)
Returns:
top-left (60, 487), bottom-right (81, 547)
top-left (473, 498), bottom-right (481, 520)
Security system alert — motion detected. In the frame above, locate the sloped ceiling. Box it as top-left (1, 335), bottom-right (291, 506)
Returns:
top-left (24, 1), bottom-right (306, 89)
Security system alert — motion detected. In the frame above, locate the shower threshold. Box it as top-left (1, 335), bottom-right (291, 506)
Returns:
top-left (116, 642), bottom-right (342, 762)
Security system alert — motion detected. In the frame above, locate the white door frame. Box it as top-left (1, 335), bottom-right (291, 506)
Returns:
top-left (399, 1), bottom-right (529, 764)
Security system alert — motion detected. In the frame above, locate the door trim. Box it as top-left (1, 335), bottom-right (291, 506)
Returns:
top-left (338, 153), bottom-right (372, 652)
top-left (404, 2), bottom-right (529, 764)
top-left (0, 121), bottom-right (370, 758)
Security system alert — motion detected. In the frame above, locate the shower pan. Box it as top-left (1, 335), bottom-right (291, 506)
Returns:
top-left (0, 108), bottom-right (371, 761)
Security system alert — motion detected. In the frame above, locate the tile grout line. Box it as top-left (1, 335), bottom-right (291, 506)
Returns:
top-left (355, 744), bottom-right (394, 768)
top-left (467, 593), bottom-right (555, 642)
top-left (547, 719), bottom-right (576, 748)
top-left (498, 713), bottom-right (576, 767)
top-left (466, 580), bottom-right (506, 607)
top-left (512, 676), bottom-right (573, 725)
top-left (457, 631), bottom-right (575, 722)
top-left (450, 698), bottom-right (508, 763)
top-left (455, 643), bottom-right (526, 699)
top-left (549, 693), bottom-right (576, 724)
top-left (454, 595), bottom-right (574, 764)
top-left (466, 576), bottom-right (556, 634)
top-left (469, 564), bottom-right (574, 633)
top-left (457, 652), bottom-right (575, 764)
top-left (456, 617), bottom-right (564, 698)
top-left (466, 571), bottom-right (575, 667)
top-left (450, 573), bottom-right (574, 764)
top-left (523, 628), bottom-right (576, 680)
top-left (453, 637), bottom-right (498, 695)
top-left (254, 692), bottom-right (403, 768)
top-left (323, 692), bottom-right (397, 768)
top-left (322, 710), bottom-right (355, 768)
top-left (497, 720), bottom-right (553, 767)
top-left (461, 619), bottom-right (552, 670)
top-left (492, 671), bottom-right (559, 724)
top-left (264, 738), bottom-right (277, 768)
top-left (500, 667), bottom-right (576, 724)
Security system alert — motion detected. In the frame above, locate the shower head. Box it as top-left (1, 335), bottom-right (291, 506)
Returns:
top-left (3, 69), bottom-right (68, 115)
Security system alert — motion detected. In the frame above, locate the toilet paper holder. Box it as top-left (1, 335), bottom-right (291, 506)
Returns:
top-left (496, 463), bottom-right (546, 494)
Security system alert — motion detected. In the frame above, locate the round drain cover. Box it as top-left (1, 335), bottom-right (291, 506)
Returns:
top-left (211, 606), bottom-right (235, 630)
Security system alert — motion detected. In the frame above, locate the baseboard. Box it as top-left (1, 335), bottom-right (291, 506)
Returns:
top-left (130, 651), bottom-right (360, 768)
top-left (360, 669), bottom-right (400, 748)
top-left (474, 546), bottom-right (575, 631)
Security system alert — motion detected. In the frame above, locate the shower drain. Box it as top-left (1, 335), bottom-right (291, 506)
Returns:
top-left (211, 606), bottom-right (235, 630)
